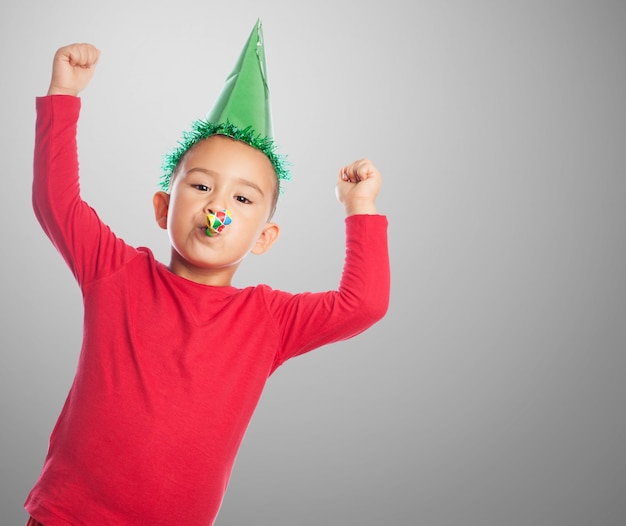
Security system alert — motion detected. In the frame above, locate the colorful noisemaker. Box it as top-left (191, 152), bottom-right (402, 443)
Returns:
top-left (206, 209), bottom-right (233, 237)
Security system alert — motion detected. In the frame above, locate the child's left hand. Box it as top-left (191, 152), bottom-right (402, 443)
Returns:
top-left (336, 158), bottom-right (382, 216)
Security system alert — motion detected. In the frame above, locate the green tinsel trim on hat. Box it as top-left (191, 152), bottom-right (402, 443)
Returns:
top-left (160, 119), bottom-right (290, 192)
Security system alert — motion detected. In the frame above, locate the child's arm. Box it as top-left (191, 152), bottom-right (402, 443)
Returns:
top-left (267, 159), bottom-right (388, 367)
top-left (47, 43), bottom-right (100, 97)
top-left (35, 43), bottom-right (137, 287)
top-left (335, 157), bottom-right (382, 215)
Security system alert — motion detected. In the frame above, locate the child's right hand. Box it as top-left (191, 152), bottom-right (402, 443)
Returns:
top-left (47, 43), bottom-right (100, 97)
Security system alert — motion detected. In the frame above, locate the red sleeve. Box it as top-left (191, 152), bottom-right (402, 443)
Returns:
top-left (33, 96), bottom-right (137, 287)
top-left (268, 214), bottom-right (390, 367)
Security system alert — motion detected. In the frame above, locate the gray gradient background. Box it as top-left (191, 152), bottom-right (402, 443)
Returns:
top-left (1, 1), bottom-right (625, 525)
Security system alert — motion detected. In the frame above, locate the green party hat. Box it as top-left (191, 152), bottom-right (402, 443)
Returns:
top-left (161, 19), bottom-right (289, 192)
top-left (207, 18), bottom-right (272, 137)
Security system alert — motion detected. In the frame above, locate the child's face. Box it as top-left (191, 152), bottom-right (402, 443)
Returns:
top-left (153, 135), bottom-right (280, 285)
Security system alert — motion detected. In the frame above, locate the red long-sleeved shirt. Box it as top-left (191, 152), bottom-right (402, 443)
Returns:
top-left (25, 95), bottom-right (390, 525)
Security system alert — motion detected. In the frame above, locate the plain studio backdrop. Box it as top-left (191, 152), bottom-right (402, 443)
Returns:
top-left (1, 1), bottom-right (625, 525)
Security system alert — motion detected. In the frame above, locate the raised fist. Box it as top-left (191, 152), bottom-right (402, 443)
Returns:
top-left (47, 43), bottom-right (100, 96)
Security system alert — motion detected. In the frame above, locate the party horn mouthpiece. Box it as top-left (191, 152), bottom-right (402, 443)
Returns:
top-left (206, 209), bottom-right (233, 236)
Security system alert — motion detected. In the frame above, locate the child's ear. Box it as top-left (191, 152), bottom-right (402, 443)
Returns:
top-left (251, 222), bottom-right (280, 255)
top-left (152, 191), bottom-right (170, 230)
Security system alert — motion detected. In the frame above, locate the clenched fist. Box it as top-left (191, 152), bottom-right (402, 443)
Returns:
top-left (47, 43), bottom-right (100, 97)
top-left (336, 158), bottom-right (382, 216)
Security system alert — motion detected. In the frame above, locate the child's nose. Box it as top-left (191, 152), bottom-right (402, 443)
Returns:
top-left (203, 188), bottom-right (227, 214)
top-left (205, 200), bottom-right (226, 215)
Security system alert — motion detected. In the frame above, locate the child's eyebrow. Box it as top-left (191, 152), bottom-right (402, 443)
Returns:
top-left (234, 177), bottom-right (264, 197)
top-left (185, 167), bottom-right (217, 178)
top-left (186, 168), bottom-right (265, 197)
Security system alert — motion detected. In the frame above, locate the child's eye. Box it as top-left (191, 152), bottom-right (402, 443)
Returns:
top-left (192, 184), bottom-right (210, 192)
top-left (235, 195), bottom-right (251, 204)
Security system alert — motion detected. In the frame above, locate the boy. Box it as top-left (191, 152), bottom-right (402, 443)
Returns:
top-left (26, 22), bottom-right (389, 526)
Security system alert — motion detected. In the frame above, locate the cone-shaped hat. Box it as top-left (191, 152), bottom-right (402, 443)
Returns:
top-left (206, 19), bottom-right (272, 137)
top-left (161, 19), bottom-right (289, 192)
